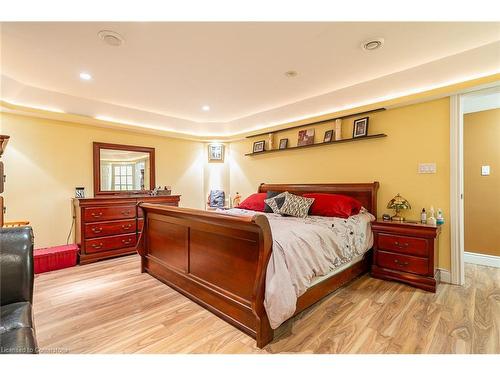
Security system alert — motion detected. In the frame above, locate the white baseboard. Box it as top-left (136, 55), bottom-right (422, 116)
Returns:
top-left (438, 268), bottom-right (452, 284)
top-left (464, 251), bottom-right (500, 268)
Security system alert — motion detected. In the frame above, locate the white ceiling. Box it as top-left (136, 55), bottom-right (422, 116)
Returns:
top-left (1, 22), bottom-right (500, 137)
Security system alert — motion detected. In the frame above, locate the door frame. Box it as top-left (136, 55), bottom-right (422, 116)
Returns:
top-left (449, 81), bottom-right (500, 285)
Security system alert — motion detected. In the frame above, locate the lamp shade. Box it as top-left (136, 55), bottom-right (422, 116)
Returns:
top-left (387, 194), bottom-right (411, 210)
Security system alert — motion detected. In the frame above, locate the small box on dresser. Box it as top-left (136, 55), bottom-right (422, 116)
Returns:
top-left (371, 220), bottom-right (441, 292)
top-left (73, 195), bottom-right (180, 264)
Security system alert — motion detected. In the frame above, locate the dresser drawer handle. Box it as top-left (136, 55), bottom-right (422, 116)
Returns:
top-left (121, 224), bottom-right (132, 230)
top-left (92, 243), bottom-right (103, 249)
top-left (122, 239), bottom-right (133, 245)
top-left (91, 212), bottom-right (103, 218)
top-left (394, 241), bottom-right (409, 248)
top-left (394, 259), bottom-right (409, 266)
top-left (121, 210), bottom-right (131, 215)
top-left (91, 227), bottom-right (103, 234)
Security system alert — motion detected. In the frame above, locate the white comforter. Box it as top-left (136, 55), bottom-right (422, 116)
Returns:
top-left (220, 208), bottom-right (375, 329)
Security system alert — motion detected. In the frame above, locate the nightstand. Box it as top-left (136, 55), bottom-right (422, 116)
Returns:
top-left (371, 220), bottom-right (441, 292)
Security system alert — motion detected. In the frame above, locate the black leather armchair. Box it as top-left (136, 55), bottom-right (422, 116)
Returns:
top-left (0, 226), bottom-right (38, 354)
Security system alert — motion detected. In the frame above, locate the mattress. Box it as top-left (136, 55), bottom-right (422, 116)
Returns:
top-left (309, 253), bottom-right (365, 287)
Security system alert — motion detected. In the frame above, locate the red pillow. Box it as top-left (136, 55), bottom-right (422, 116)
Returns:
top-left (303, 193), bottom-right (362, 218)
top-left (237, 193), bottom-right (267, 212)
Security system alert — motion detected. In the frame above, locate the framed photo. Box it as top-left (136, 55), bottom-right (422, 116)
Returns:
top-left (279, 138), bottom-right (288, 149)
top-left (353, 117), bottom-right (369, 138)
top-left (323, 130), bottom-right (334, 143)
top-left (75, 187), bottom-right (85, 198)
top-left (253, 140), bottom-right (265, 153)
top-left (208, 144), bottom-right (224, 161)
top-left (297, 129), bottom-right (315, 146)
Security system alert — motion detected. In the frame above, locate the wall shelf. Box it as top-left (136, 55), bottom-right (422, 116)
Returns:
top-left (245, 107), bottom-right (386, 139)
top-left (245, 133), bottom-right (387, 156)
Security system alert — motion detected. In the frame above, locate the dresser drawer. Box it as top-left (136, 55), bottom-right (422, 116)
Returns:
top-left (377, 233), bottom-right (428, 257)
top-left (377, 251), bottom-right (429, 276)
top-left (84, 219), bottom-right (136, 239)
top-left (83, 206), bottom-right (136, 222)
top-left (85, 233), bottom-right (137, 254)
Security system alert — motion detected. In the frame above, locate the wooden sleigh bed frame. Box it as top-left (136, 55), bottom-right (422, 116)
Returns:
top-left (136, 182), bottom-right (379, 348)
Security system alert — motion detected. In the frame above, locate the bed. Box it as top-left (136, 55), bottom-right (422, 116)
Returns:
top-left (136, 182), bottom-right (379, 348)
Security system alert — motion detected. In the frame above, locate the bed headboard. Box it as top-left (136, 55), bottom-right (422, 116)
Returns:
top-left (258, 182), bottom-right (380, 217)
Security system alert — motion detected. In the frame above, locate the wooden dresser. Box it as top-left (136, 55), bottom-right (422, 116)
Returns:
top-left (371, 220), bottom-right (441, 292)
top-left (73, 195), bottom-right (180, 264)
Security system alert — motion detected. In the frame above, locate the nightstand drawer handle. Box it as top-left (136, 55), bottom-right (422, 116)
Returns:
top-left (394, 241), bottom-right (409, 248)
top-left (394, 259), bottom-right (409, 266)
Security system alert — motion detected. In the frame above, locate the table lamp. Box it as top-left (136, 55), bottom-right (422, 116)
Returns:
top-left (387, 193), bottom-right (411, 222)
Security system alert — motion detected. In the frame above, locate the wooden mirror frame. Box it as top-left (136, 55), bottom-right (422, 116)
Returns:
top-left (93, 142), bottom-right (156, 196)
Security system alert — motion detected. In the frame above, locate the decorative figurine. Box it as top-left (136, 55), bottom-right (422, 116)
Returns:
top-left (427, 206), bottom-right (437, 225)
top-left (233, 192), bottom-right (242, 207)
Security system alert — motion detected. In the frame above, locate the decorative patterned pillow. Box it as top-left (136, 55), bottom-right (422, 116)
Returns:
top-left (279, 193), bottom-right (315, 218)
top-left (264, 192), bottom-right (288, 214)
top-left (264, 191), bottom-right (282, 213)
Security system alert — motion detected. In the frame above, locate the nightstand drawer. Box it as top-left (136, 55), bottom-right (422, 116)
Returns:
top-left (377, 251), bottom-right (429, 275)
top-left (377, 233), bottom-right (428, 257)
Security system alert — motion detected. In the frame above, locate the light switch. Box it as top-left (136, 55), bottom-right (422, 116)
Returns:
top-left (481, 165), bottom-right (490, 176)
top-left (418, 163), bottom-right (437, 174)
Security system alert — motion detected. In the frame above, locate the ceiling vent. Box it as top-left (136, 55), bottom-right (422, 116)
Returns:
top-left (97, 30), bottom-right (124, 47)
top-left (361, 38), bottom-right (384, 51)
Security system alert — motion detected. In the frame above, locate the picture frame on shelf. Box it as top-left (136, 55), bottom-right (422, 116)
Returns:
top-left (323, 130), bottom-right (334, 143)
top-left (252, 140), bottom-right (265, 153)
top-left (353, 117), bottom-right (369, 138)
top-left (297, 129), bottom-right (315, 146)
top-left (279, 138), bottom-right (288, 149)
top-left (208, 143), bottom-right (224, 161)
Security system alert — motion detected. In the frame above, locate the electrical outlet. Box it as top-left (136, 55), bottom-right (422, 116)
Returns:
top-left (418, 163), bottom-right (436, 174)
top-left (481, 165), bottom-right (490, 176)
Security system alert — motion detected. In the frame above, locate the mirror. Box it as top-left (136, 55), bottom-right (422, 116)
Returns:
top-left (93, 142), bottom-right (155, 195)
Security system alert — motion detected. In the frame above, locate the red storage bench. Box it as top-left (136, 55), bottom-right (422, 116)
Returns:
top-left (34, 244), bottom-right (79, 274)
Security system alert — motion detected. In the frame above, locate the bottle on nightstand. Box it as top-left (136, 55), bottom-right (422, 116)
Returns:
top-left (436, 209), bottom-right (445, 225)
top-left (421, 208), bottom-right (427, 224)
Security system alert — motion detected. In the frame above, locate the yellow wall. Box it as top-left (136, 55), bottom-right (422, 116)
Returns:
top-left (4, 94), bottom-right (496, 270)
top-left (230, 98), bottom-right (452, 270)
top-left (464, 108), bottom-right (500, 256)
top-left (1, 113), bottom-right (206, 248)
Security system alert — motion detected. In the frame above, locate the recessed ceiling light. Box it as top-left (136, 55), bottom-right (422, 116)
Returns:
top-left (79, 72), bottom-right (92, 81)
top-left (284, 70), bottom-right (298, 78)
top-left (97, 30), bottom-right (125, 47)
top-left (361, 38), bottom-right (384, 51)
top-left (202, 105), bottom-right (210, 111)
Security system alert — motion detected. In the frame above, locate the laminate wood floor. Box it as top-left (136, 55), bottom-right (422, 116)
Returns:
top-left (33, 255), bottom-right (499, 354)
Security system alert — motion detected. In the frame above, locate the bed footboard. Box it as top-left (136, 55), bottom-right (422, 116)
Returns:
top-left (136, 204), bottom-right (274, 348)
